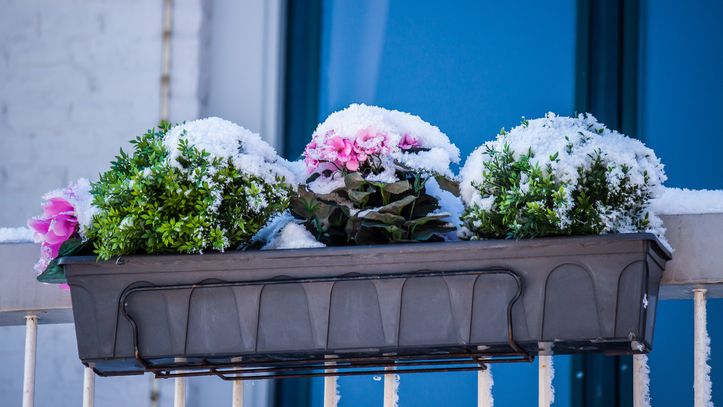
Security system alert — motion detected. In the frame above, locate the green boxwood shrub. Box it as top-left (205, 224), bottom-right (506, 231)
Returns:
top-left (88, 119), bottom-right (292, 260)
top-left (459, 113), bottom-right (666, 240)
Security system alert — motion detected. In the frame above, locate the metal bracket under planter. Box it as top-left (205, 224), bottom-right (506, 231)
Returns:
top-left (62, 233), bottom-right (671, 380)
top-left (119, 269), bottom-right (532, 380)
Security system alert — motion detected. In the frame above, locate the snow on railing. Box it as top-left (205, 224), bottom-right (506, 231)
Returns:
top-left (1, 211), bottom-right (721, 407)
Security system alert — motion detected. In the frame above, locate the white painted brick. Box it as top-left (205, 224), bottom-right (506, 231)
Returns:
top-left (0, 0), bottom-right (202, 226)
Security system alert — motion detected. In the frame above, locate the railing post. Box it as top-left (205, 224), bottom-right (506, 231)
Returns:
top-left (174, 377), bottom-right (186, 407)
top-left (232, 381), bottom-right (243, 407)
top-left (383, 367), bottom-right (398, 407)
top-left (538, 348), bottom-right (554, 407)
top-left (324, 374), bottom-right (338, 407)
top-left (694, 288), bottom-right (713, 407)
top-left (633, 354), bottom-right (650, 407)
top-left (83, 366), bottom-right (95, 407)
top-left (22, 314), bottom-right (38, 407)
top-left (478, 366), bottom-right (493, 407)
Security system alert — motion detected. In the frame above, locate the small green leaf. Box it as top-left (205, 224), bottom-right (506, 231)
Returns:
top-left (383, 180), bottom-right (411, 195)
top-left (305, 172), bottom-right (321, 184)
top-left (344, 173), bottom-right (366, 189)
top-left (403, 213), bottom-right (450, 228)
top-left (358, 210), bottom-right (406, 225)
top-left (434, 176), bottom-right (461, 197)
top-left (36, 238), bottom-right (91, 284)
top-left (378, 195), bottom-right (416, 215)
top-left (348, 190), bottom-right (373, 205)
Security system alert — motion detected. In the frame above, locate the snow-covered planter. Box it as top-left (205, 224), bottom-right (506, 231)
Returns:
top-left (290, 104), bottom-right (462, 245)
top-left (32, 112), bottom-right (672, 379)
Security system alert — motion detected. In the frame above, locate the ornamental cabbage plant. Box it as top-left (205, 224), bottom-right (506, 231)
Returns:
top-left (291, 104), bottom-right (462, 245)
top-left (459, 113), bottom-right (666, 240)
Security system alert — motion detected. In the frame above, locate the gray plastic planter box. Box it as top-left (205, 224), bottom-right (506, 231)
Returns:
top-left (61, 233), bottom-right (670, 377)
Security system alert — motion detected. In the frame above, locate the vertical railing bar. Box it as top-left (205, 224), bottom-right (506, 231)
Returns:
top-left (150, 377), bottom-right (161, 407)
top-left (232, 380), bottom-right (243, 407)
top-left (478, 366), bottom-right (494, 407)
top-left (22, 314), bottom-right (38, 407)
top-left (383, 367), bottom-right (398, 407)
top-left (83, 366), bottom-right (95, 407)
top-left (633, 354), bottom-right (650, 407)
top-left (323, 374), bottom-right (338, 407)
top-left (694, 288), bottom-right (713, 407)
top-left (174, 377), bottom-right (186, 407)
top-left (538, 343), bottom-right (554, 407)
top-left (174, 357), bottom-right (186, 407)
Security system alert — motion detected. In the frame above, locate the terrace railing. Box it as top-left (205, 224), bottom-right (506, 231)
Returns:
top-left (1, 213), bottom-right (720, 407)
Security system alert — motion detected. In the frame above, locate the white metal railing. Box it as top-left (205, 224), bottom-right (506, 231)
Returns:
top-left (1, 213), bottom-right (720, 407)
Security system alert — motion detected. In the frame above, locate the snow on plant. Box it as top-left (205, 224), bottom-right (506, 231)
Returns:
top-left (292, 104), bottom-right (462, 245)
top-left (28, 178), bottom-right (97, 282)
top-left (88, 118), bottom-right (293, 261)
top-left (303, 104), bottom-right (460, 190)
top-left (459, 113), bottom-right (667, 240)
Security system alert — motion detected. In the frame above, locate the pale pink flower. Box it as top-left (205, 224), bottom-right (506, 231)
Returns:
top-left (398, 133), bottom-right (421, 150)
top-left (354, 128), bottom-right (387, 156)
top-left (324, 135), bottom-right (360, 170)
top-left (303, 140), bottom-right (321, 173)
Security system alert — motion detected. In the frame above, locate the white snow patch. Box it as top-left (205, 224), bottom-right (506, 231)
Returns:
top-left (164, 117), bottom-right (298, 187)
top-left (308, 104), bottom-right (460, 191)
top-left (0, 227), bottom-right (34, 243)
top-left (308, 175), bottom-right (346, 195)
top-left (251, 212), bottom-right (295, 245)
top-left (651, 187), bottom-right (723, 215)
top-left (262, 223), bottom-right (325, 250)
top-left (314, 104), bottom-right (460, 172)
top-left (365, 166), bottom-right (399, 184)
top-left (425, 177), bottom-right (464, 240)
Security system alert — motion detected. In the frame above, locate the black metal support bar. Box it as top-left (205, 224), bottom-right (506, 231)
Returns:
top-left (118, 267), bottom-right (533, 380)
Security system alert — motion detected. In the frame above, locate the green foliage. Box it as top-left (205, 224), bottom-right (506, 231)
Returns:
top-left (290, 171), bottom-right (456, 245)
top-left (461, 140), bottom-right (653, 240)
top-left (87, 123), bottom-right (290, 260)
top-left (36, 238), bottom-right (92, 284)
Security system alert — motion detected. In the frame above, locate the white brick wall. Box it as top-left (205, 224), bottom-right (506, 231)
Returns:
top-left (0, 1), bottom-right (279, 404)
top-left (0, 1), bottom-right (232, 405)
top-left (0, 0), bottom-right (203, 226)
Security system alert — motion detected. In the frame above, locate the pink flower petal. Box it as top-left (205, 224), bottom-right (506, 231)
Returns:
top-left (346, 156), bottom-right (360, 172)
top-left (42, 197), bottom-right (74, 217)
top-left (28, 217), bottom-right (51, 235)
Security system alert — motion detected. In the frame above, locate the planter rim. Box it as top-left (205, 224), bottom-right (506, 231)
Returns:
top-left (58, 232), bottom-right (671, 267)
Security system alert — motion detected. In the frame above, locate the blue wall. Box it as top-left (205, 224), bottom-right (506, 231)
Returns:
top-left (308, 0), bottom-right (723, 405)
top-left (313, 0), bottom-right (577, 405)
top-left (318, 0), bottom-right (577, 161)
top-left (639, 0), bottom-right (723, 405)
top-left (638, 0), bottom-right (723, 190)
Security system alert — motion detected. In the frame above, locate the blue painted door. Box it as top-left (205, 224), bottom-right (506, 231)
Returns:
top-left (639, 0), bottom-right (723, 405)
top-left (298, 0), bottom-right (723, 405)
top-left (310, 1), bottom-right (577, 405)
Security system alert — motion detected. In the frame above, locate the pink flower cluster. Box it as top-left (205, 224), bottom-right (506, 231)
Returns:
top-left (303, 128), bottom-right (421, 174)
top-left (28, 196), bottom-right (79, 274)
